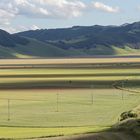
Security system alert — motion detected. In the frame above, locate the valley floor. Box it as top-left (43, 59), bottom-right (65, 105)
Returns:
top-left (0, 58), bottom-right (139, 139)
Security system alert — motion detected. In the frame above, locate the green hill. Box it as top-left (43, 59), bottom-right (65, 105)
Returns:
top-left (16, 22), bottom-right (140, 50)
top-left (1, 21), bottom-right (140, 58)
top-left (0, 36), bottom-right (86, 58)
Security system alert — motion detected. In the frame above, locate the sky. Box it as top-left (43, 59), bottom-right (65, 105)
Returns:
top-left (0, 0), bottom-right (140, 33)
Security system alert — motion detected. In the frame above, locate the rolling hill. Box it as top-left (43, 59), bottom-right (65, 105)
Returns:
top-left (1, 21), bottom-right (140, 58)
top-left (15, 21), bottom-right (140, 57)
top-left (0, 30), bottom-right (81, 58)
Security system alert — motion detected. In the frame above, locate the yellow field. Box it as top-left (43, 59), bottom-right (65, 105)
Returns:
top-left (0, 58), bottom-right (140, 65)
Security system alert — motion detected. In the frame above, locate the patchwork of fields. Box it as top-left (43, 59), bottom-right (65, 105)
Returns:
top-left (0, 58), bottom-right (139, 139)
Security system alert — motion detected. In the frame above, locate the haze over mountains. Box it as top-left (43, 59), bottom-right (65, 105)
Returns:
top-left (1, 21), bottom-right (140, 58)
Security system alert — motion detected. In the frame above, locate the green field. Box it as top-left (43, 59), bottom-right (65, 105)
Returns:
top-left (0, 58), bottom-right (139, 139)
top-left (0, 89), bottom-right (139, 139)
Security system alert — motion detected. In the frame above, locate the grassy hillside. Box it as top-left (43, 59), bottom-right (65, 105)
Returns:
top-left (0, 43), bottom-right (140, 58)
top-left (46, 105), bottom-right (140, 140)
top-left (0, 38), bottom-right (88, 58)
top-left (53, 119), bottom-right (140, 140)
top-left (0, 45), bottom-right (16, 58)
top-left (16, 21), bottom-right (140, 57)
top-left (13, 38), bottom-right (79, 58)
top-left (1, 21), bottom-right (140, 58)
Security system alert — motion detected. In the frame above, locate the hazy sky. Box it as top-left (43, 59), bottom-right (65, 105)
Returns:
top-left (0, 0), bottom-right (140, 33)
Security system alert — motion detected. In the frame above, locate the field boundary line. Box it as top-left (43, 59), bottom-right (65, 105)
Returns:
top-left (0, 125), bottom-right (111, 129)
top-left (113, 80), bottom-right (140, 94)
top-left (0, 98), bottom-right (47, 102)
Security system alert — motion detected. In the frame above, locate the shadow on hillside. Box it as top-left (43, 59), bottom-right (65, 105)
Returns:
top-left (46, 119), bottom-right (140, 140)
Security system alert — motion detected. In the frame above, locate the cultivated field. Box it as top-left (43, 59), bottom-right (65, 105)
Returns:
top-left (0, 58), bottom-right (139, 139)
top-left (0, 57), bottom-right (140, 65)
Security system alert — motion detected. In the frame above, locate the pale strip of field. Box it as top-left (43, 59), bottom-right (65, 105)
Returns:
top-left (0, 68), bottom-right (139, 75)
top-left (0, 76), bottom-right (139, 83)
top-left (0, 58), bottom-right (140, 65)
top-left (0, 126), bottom-right (107, 139)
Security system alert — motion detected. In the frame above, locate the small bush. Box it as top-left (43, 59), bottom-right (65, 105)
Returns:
top-left (120, 111), bottom-right (138, 121)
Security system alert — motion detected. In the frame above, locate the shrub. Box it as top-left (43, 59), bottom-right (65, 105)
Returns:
top-left (120, 111), bottom-right (138, 121)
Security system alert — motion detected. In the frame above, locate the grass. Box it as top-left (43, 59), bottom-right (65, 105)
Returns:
top-left (55, 119), bottom-right (140, 140)
top-left (0, 126), bottom-right (108, 139)
top-left (0, 89), bottom-right (139, 139)
top-left (0, 38), bottom-right (79, 58)
top-left (111, 45), bottom-right (140, 55)
top-left (2, 37), bottom-right (140, 58)
top-left (0, 58), bottom-right (139, 139)
top-left (0, 68), bottom-right (140, 75)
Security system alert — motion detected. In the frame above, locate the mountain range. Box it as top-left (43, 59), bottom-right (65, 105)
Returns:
top-left (1, 21), bottom-right (140, 58)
